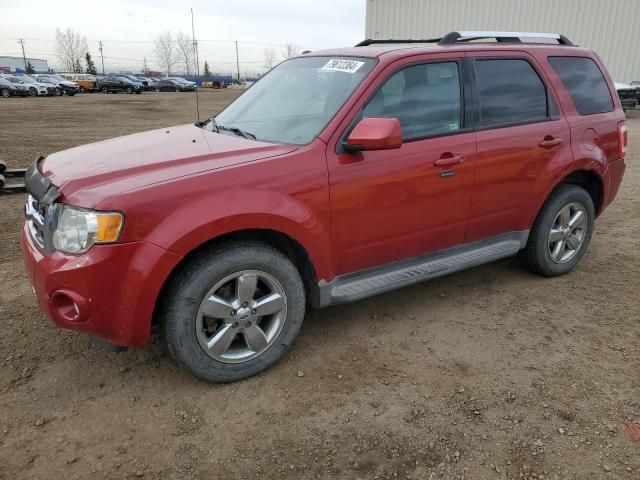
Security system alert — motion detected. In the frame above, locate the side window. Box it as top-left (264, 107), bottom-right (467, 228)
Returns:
top-left (363, 62), bottom-right (462, 140)
top-left (548, 56), bottom-right (613, 115)
top-left (475, 59), bottom-right (549, 128)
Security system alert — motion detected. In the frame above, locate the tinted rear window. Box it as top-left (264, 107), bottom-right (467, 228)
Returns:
top-left (475, 59), bottom-right (549, 128)
top-left (548, 57), bottom-right (613, 115)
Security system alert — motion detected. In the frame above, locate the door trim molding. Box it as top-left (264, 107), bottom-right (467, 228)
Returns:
top-left (314, 231), bottom-right (529, 307)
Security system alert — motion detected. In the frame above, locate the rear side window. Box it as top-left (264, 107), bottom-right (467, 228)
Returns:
top-left (475, 59), bottom-right (549, 128)
top-left (548, 57), bottom-right (613, 115)
top-left (363, 61), bottom-right (462, 140)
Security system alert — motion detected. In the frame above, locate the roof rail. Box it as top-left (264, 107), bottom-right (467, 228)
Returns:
top-left (355, 38), bottom-right (441, 47)
top-left (355, 31), bottom-right (574, 47)
top-left (438, 31), bottom-right (574, 46)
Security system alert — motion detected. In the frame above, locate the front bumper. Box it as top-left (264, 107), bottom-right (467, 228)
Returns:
top-left (21, 222), bottom-right (182, 347)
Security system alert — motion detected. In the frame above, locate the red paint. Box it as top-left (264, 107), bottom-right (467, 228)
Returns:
top-left (345, 117), bottom-right (403, 151)
top-left (22, 42), bottom-right (627, 346)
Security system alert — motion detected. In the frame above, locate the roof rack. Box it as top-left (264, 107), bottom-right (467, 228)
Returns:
top-left (356, 31), bottom-right (574, 47)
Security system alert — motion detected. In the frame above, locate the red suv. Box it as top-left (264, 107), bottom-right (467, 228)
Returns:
top-left (22, 31), bottom-right (627, 382)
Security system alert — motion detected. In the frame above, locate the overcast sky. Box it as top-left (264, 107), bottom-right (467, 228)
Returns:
top-left (0, 0), bottom-right (366, 75)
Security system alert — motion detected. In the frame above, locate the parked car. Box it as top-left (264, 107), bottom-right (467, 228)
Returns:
top-left (166, 76), bottom-right (197, 89)
top-left (21, 31), bottom-right (627, 383)
top-left (615, 82), bottom-right (638, 111)
top-left (0, 74), bottom-right (52, 96)
top-left (119, 74), bottom-right (149, 90)
top-left (13, 74), bottom-right (58, 96)
top-left (30, 76), bottom-right (62, 95)
top-left (138, 76), bottom-right (158, 90)
top-left (0, 76), bottom-right (30, 97)
top-left (155, 78), bottom-right (195, 92)
top-left (59, 73), bottom-right (98, 92)
top-left (631, 81), bottom-right (640, 103)
top-left (97, 75), bottom-right (142, 94)
top-left (32, 74), bottom-right (79, 96)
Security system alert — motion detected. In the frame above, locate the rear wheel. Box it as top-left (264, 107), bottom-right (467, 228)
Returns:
top-left (161, 243), bottom-right (306, 383)
top-left (29, 87), bottom-right (37, 96)
top-left (126, 87), bottom-right (133, 94)
top-left (102, 87), bottom-right (109, 94)
top-left (56, 88), bottom-right (63, 96)
top-left (519, 184), bottom-right (595, 276)
top-left (2, 88), bottom-right (11, 98)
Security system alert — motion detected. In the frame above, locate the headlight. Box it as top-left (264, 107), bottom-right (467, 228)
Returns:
top-left (52, 205), bottom-right (124, 254)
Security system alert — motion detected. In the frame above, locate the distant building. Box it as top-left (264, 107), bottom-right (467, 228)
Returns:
top-left (366, 0), bottom-right (640, 83)
top-left (0, 56), bottom-right (49, 73)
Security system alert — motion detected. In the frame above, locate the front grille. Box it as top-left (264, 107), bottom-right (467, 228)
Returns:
top-left (25, 195), bottom-right (47, 249)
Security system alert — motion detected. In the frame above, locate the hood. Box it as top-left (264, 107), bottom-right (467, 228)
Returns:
top-left (42, 124), bottom-right (297, 207)
top-left (60, 80), bottom-right (77, 87)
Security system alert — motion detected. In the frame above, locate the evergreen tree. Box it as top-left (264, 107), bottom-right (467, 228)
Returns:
top-left (26, 61), bottom-right (35, 74)
top-left (73, 59), bottom-right (83, 73)
top-left (203, 61), bottom-right (211, 78)
top-left (85, 52), bottom-right (97, 75)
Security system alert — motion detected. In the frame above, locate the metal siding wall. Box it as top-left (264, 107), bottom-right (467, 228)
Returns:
top-left (365, 0), bottom-right (640, 82)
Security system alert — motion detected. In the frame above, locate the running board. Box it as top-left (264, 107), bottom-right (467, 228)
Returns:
top-left (316, 231), bottom-right (528, 307)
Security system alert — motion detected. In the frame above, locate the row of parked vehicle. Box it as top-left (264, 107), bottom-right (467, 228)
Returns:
top-left (0, 73), bottom-right (80, 97)
top-left (93, 74), bottom-right (197, 94)
top-left (0, 72), bottom-right (198, 97)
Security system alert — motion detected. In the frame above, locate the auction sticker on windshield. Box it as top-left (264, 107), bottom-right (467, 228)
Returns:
top-left (321, 59), bottom-right (365, 74)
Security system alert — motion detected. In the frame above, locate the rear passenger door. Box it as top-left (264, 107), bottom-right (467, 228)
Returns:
top-left (466, 53), bottom-right (572, 243)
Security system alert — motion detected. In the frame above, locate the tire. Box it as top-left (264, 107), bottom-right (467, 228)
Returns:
top-left (519, 184), bottom-right (595, 277)
top-left (155, 87), bottom-right (160, 92)
top-left (175, 87), bottom-right (180, 92)
top-left (102, 87), bottom-right (108, 94)
top-left (1, 88), bottom-right (10, 98)
top-left (0, 174), bottom-right (5, 188)
top-left (126, 87), bottom-right (133, 94)
top-left (0, 160), bottom-right (6, 173)
top-left (29, 87), bottom-right (37, 96)
top-left (161, 242), bottom-right (306, 383)
top-left (56, 88), bottom-right (63, 96)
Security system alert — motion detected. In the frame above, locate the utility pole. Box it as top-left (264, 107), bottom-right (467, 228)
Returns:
top-left (235, 40), bottom-right (240, 82)
top-left (98, 41), bottom-right (105, 74)
top-left (18, 39), bottom-right (27, 71)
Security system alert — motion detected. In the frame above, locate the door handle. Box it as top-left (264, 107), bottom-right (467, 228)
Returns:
top-left (538, 136), bottom-right (563, 148)
top-left (434, 154), bottom-right (464, 167)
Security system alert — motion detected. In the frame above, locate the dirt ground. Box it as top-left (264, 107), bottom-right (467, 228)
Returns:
top-left (0, 91), bottom-right (639, 480)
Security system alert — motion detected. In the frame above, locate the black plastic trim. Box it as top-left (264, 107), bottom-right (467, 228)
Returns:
top-left (313, 231), bottom-right (529, 308)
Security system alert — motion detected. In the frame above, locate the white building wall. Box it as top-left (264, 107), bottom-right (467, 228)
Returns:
top-left (0, 57), bottom-right (49, 72)
top-left (365, 0), bottom-right (640, 83)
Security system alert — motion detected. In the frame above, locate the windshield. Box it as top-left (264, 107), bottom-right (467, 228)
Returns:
top-left (213, 56), bottom-right (376, 145)
top-left (51, 75), bottom-right (65, 81)
top-left (20, 76), bottom-right (37, 84)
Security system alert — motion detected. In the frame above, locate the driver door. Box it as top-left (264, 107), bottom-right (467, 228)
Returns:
top-left (326, 56), bottom-right (477, 276)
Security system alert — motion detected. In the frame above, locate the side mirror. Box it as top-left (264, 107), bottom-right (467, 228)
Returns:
top-left (344, 117), bottom-right (402, 152)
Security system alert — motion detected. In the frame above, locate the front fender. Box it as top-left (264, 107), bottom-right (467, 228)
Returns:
top-left (147, 188), bottom-right (332, 280)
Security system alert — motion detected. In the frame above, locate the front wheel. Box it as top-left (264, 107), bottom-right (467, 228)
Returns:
top-left (29, 87), bottom-right (37, 96)
top-left (161, 243), bottom-right (306, 383)
top-left (126, 87), bottom-right (133, 94)
top-left (56, 88), bottom-right (63, 96)
top-left (1, 88), bottom-right (10, 98)
top-left (519, 184), bottom-right (595, 276)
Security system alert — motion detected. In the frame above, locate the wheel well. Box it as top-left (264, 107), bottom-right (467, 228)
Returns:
top-left (558, 170), bottom-right (603, 214)
top-left (153, 229), bottom-right (318, 324)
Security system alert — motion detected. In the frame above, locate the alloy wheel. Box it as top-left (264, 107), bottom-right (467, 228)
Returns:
top-left (548, 202), bottom-right (587, 263)
top-left (195, 270), bottom-right (287, 364)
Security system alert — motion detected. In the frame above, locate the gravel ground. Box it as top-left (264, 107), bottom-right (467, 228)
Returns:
top-left (0, 92), bottom-right (639, 480)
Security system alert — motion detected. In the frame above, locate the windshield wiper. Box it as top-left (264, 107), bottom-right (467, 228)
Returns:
top-left (195, 117), bottom-right (219, 132)
top-left (218, 125), bottom-right (256, 140)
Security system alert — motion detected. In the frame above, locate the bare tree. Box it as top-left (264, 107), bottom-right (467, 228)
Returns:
top-left (154, 31), bottom-right (178, 75)
top-left (282, 42), bottom-right (301, 60)
top-left (263, 47), bottom-right (277, 70)
top-left (55, 28), bottom-right (88, 72)
top-left (175, 31), bottom-right (194, 75)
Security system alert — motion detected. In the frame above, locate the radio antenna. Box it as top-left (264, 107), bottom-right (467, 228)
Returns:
top-left (191, 8), bottom-right (201, 123)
